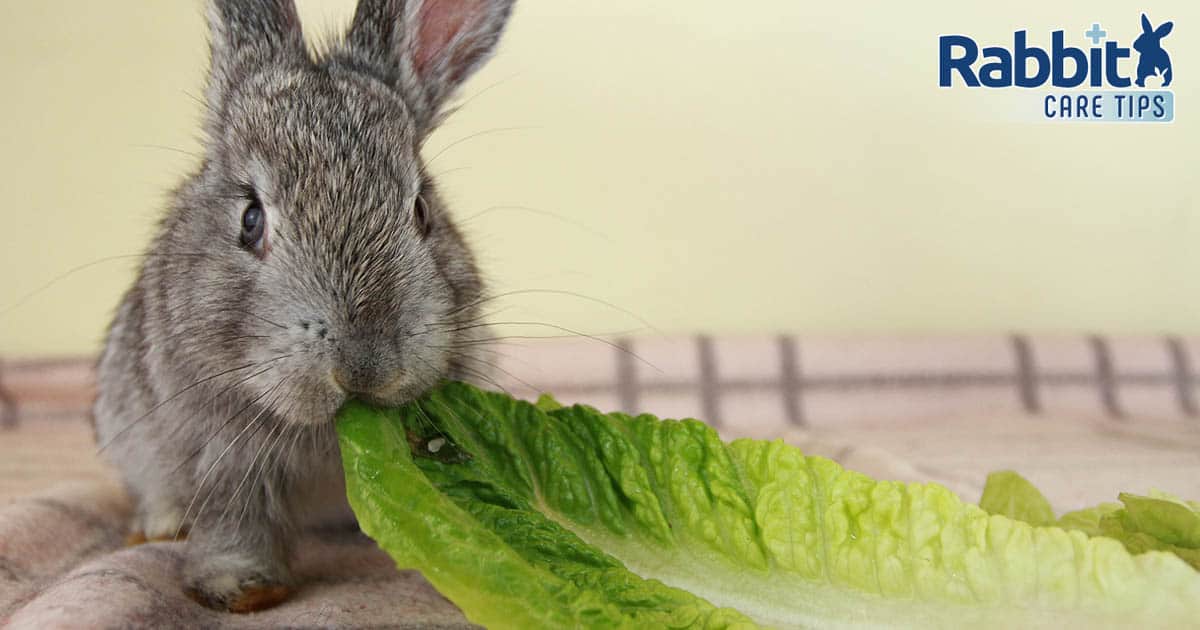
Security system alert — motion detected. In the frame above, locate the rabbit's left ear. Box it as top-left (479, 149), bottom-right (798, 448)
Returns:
top-left (1141, 14), bottom-right (1153, 33)
top-left (345, 0), bottom-right (516, 133)
top-left (1155, 21), bottom-right (1174, 38)
top-left (206, 0), bottom-right (307, 111)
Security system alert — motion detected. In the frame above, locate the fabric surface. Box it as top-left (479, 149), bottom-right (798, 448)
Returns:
top-left (0, 482), bottom-right (476, 629)
top-left (2, 334), bottom-right (1199, 628)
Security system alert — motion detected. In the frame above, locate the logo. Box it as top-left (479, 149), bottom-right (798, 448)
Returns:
top-left (939, 13), bottom-right (1175, 122)
top-left (1134, 14), bottom-right (1173, 87)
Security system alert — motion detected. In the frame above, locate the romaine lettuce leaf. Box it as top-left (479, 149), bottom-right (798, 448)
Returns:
top-left (978, 471), bottom-right (1056, 527)
top-left (1055, 503), bottom-right (1122, 537)
top-left (980, 471), bottom-right (1200, 572)
top-left (1117, 491), bottom-right (1200, 550)
top-left (337, 382), bottom-right (1200, 629)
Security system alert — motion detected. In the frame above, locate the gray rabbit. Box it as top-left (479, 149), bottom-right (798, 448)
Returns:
top-left (93, 0), bottom-right (512, 612)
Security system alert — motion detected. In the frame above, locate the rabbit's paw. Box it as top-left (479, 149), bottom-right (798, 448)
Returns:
top-left (127, 501), bottom-right (190, 545)
top-left (183, 554), bottom-right (292, 613)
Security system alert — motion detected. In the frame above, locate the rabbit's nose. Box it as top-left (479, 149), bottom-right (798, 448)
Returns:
top-left (332, 364), bottom-right (405, 397)
top-left (332, 346), bottom-right (404, 397)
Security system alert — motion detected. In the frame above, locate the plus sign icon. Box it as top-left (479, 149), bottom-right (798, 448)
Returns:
top-left (937, 14), bottom-right (1176, 122)
top-left (1085, 23), bottom-right (1107, 46)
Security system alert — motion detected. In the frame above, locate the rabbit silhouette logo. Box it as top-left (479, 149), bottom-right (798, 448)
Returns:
top-left (1134, 14), bottom-right (1173, 87)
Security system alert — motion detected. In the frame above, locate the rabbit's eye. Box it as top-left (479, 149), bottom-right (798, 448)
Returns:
top-left (413, 194), bottom-right (432, 238)
top-left (240, 196), bottom-right (267, 254)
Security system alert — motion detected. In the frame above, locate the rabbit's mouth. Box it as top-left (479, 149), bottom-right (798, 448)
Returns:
top-left (342, 380), bottom-right (435, 410)
top-left (265, 373), bottom-right (349, 427)
top-left (327, 365), bottom-right (442, 412)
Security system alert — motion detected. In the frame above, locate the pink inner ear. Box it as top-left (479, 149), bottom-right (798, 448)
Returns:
top-left (414, 0), bottom-right (489, 79)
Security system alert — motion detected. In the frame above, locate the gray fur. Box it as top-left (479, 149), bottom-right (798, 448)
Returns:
top-left (93, 0), bottom-right (514, 612)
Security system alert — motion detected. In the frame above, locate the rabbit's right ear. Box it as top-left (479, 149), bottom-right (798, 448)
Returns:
top-left (344, 0), bottom-right (515, 134)
top-left (1155, 21), bottom-right (1174, 38)
top-left (205, 0), bottom-right (307, 117)
top-left (1141, 13), bottom-right (1154, 33)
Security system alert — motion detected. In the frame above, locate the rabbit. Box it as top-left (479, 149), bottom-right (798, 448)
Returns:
top-left (93, 0), bottom-right (514, 613)
top-left (1134, 13), bottom-right (1173, 88)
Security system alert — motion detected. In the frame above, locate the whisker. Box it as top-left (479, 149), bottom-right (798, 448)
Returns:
top-left (176, 391), bottom-right (275, 540)
top-left (220, 380), bottom-right (297, 525)
top-left (442, 310), bottom-right (502, 331)
top-left (282, 421), bottom-right (306, 476)
top-left (412, 398), bottom-right (451, 444)
top-left (217, 417), bottom-right (285, 528)
top-left (170, 369), bottom-right (288, 476)
top-left (96, 355), bottom-right (291, 453)
top-left (180, 370), bottom-right (293, 537)
top-left (427, 166), bottom-right (472, 180)
top-left (459, 206), bottom-right (615, 243)
top-left (422, 126), bottom-right (536, 168)
top-left (435, 321), bottom-right (661, 374)
top-left (421, 396), bottom-right (496, 461)
top-left (441, 331), bottom-right (643, 345)
top-left (406, 356), bottom-right (455, 442)
top-left (442, 288), bottom-right (660, 334)
top-left (415, 306), bottom-right (510, 335)
top-left (448, 362), bottom-right (515, 397)
top-left (233, 420), bottom-right (294, 531)
top-left (436, 342), bottom-right (535, 371)
top-left (0, 252), bottom-right (215, 320)
top-left (441, 348), bottom-right (544, 394)
top-left (130, 143), bottom-right (204, 159)
top-left (436, 71), bottom-right (522, 124)
top-left (181, 89), bottom-right (214, 114)
top-left (225, 308), bottom-right (288, 330)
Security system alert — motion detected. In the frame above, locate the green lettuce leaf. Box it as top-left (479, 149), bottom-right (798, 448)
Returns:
top-left (1056, 503), bottom-right (1122, 537)
top-left (337, 382), bottom-right (1200, 629)
top-left (1117, 492), bottom-right (1200, 550)
top-left (534, 393), bottom-right (564, 412)
top-left (1069, 494), bottom-right (1200, 571)
top-left (978, 471), bottom-right (1056, 526)
top-left (981, 471), bottom-right (1200, 572)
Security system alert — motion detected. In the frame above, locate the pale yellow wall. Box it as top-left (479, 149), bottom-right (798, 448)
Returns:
top-left (0, 1), bottom-right (1197, 356)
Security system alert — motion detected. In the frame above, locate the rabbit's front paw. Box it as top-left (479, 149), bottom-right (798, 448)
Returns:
top-left (183, 553), bottom-right (292, 613)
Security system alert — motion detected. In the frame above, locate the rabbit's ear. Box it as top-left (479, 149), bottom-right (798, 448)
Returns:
top-left (1156, 21), bottom-right (1174, 38)
top-left (1141, 14), bottom-right (1154, 33)
top-left (345, 0), bottom-right (515, 132)
top-left (205, 0), bottom-right (306, 111)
